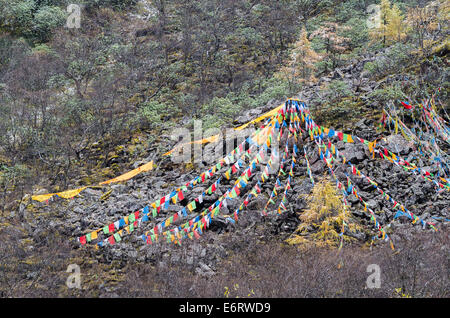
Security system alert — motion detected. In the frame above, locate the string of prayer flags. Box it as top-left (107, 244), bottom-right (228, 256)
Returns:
top-left (76, 98), bottom-right (443, 250)
top-left (32, 161), bottom-right (155, 202)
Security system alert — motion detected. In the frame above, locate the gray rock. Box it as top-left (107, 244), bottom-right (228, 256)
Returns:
top-left (83, 188), bottom-right (102, 197)
top-left (365, 199), bottom-right (379, 211)
top-left (384, 134), bottom-right (413, 155)
top-left (195, 262), bottom-right (215, 277)
top-left (342, 143), bottom-right (366, 163)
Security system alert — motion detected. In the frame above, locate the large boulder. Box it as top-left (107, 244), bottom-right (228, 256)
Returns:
top-left (383, 134), bottom-right (413, 156)
top-left (342, 143), bottom-right (366, 164)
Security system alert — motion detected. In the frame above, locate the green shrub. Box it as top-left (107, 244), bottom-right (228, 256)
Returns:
top-left (0, 0), bottom-right (35, 35)
top-left (367, 85), bottom-right (407, 105)
top-left (201, 97), bottom-right (242, 129)
top-left (32, 6), bottom-right (66, 42)
top-left (363, 61), bottom-right (378, 74)
top-left (324, 80), bottom-right (353, 101)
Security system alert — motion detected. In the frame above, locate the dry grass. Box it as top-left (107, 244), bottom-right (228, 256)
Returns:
top-left (119, 227), bottom-right (449, 298)
top-left (1, 218), bottom-right (448, 298)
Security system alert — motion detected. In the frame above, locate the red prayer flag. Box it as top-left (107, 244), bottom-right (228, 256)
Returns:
top-left (108, 223), bottom-right (115, 233)
top-left (79, 236), bottom-right (86, 245)
top-left (108, 236), bottom-right (115, 245)
top-left (178, 191), bottom-right (184, 201)
top-left (401, 101), bottom-right (413, 109)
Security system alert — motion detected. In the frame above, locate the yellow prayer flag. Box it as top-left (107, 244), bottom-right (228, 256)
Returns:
top-left (347, 135), bottom-right (354, 143)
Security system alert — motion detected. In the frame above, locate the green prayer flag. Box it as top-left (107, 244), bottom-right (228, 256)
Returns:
top-left (256, 154), bottom-right (262, 162)
top-left (114, 233), bottom-right (122, 242)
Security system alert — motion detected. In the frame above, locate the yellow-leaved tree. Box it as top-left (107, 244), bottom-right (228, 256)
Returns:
top-left (286, 177), bottom-right (361, 250)
top-left (311, 22), bottom-right (350, 72)
top-left (277, 27), bottom-right (322, 90)
top-left (386, 3), bottom-right (408, 43)
top-left (370, 0), bottom-right (407, 47)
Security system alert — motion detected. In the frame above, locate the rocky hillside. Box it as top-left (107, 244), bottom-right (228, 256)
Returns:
top-left (6, 45), bottom-right (446, 297)
top-left (1, 0), bottom-right (449, 298)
